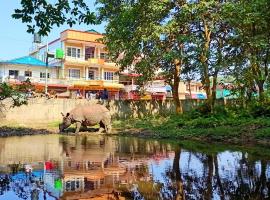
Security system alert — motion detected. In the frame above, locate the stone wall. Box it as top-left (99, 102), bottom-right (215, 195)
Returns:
top-left (0, 98), bottom-right (226, 124)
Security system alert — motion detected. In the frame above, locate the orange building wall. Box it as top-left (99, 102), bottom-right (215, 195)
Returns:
top-left (61, 30), bottom-right (104, 44)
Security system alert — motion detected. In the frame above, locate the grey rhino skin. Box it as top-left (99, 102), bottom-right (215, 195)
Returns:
top-left (59, 104), bottom-right (112, 134)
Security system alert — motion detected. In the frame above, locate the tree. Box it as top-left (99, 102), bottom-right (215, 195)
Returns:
top-left (12, 0), bottom-right (96, 36)
top-left (181, 0), bottom-right (233, 111)
top-left (224, 0), bottom-right (270, 101)
top-left (97, 0), bottom-right (193, 113)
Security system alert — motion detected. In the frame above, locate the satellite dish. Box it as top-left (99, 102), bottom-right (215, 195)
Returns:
top-left (33, 33), bottom-right (41, 43)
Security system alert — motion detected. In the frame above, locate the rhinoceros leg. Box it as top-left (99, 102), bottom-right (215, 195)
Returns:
top-left (101, 119), bottom-right (111, 134)
top-left (99, 121), bottom-right (105, 133)
top-left (106, 124), bottom-right (112, 134)
top-left (75, 122), bottom-right (82, 134)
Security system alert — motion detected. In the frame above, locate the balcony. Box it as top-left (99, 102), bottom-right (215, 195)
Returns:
top-left (4, 76), bottom-right (124, 90)
top-left (88, 58), bottom-right (105, 65)
top-left (64, 57), bottom-right (119, 71)
top-left (61, 30), bottom-right (103, 43)
top-left (65, 56), bottom-right (88, 66)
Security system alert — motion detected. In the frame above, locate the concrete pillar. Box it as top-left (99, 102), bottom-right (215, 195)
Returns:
top-left (82, 43), bottom-right (85, 60)
top-left (97, 47), bottom-right (100, 59)
top-left (101, 68), bottom-right (104, 80)
top-left (61, 41), bottom-right (65, 79)
top-left (86, 67), bottom-right (89, 80)
top-left (94, 46), bottom-right (97, 58)
top-left (101, 161), bottom-right (104, 169)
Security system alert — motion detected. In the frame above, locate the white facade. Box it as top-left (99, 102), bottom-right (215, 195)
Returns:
top-left (0, 63), bottom-right (58, 83)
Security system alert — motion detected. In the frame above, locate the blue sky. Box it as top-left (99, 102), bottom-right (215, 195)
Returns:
top-left (0, 1), bottom-right (106, 60)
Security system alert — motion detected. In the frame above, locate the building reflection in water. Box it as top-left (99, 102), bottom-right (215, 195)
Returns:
top-left (0, 135), bottom-right (270, 200)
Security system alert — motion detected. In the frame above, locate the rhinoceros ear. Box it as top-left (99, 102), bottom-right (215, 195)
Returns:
top-left (61, 112), bottom-right (65, 117)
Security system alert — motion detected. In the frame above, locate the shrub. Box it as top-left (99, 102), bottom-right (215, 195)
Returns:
top-left (248, 101), bottom-right (270, 118)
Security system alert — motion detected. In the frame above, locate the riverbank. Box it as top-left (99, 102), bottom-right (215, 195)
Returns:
top-left (1, 115), bottom-right (270, 145)
top-left (113, 115), bottom-right (270, 145)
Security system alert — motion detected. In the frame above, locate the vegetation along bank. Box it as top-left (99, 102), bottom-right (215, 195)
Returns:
top-left (114, 102), bottom-right (270, 145)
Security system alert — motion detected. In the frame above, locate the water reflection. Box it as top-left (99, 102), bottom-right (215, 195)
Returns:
top-left (0, 135), bottom-right (270, 200)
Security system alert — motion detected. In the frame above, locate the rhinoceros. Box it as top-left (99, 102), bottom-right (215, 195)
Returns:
top-left (59, 104), bottom-right (112, 134)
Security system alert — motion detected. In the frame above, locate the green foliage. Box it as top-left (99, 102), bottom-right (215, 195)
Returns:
top-left (248, 101), bottom-right (270, 118)
top-left (13, 0), bottom-right (96, 36)
top-left (0, 82), bottom-right (28, 107)
top-left (114, 101), bottom-right (270, 143)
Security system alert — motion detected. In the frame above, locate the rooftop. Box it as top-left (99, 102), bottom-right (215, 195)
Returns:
top-left (0, 56), bottom-right (48, 67)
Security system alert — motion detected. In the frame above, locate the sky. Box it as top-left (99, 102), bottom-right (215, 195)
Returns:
top-left (0, 0), bottom-right (106, 61)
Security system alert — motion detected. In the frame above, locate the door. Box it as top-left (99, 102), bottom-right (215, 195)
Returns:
top-left (85, 47), bottom-right (95, 60)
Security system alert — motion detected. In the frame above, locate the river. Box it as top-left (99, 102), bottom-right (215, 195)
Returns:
top-left (0, 134), bottom-right (269, 200)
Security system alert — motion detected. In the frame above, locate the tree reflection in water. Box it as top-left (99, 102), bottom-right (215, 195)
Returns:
top-left (0, 136), bottom-right (270, 200)
top-left (160, 146), bottom-right (270, 200)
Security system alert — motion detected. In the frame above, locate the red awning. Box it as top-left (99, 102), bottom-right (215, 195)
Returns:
top-left (120, 72), bottom-right (142, 77)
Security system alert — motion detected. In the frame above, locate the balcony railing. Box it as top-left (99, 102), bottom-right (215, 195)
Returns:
top-left (65, 53), bottom-right (113, 64)
top-left (3, 76), bottom-right (120, 86)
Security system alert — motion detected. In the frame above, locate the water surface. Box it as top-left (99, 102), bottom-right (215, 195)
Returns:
top-left (0, 134), bottom-right (270, 200)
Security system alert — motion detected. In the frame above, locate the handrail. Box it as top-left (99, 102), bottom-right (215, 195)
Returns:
top-left (4, 77), bottom-right (121, 85)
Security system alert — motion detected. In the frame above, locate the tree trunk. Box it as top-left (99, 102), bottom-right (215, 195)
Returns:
top-left (211, 73), bottom-right (218, 111)
top-left (201, 20), bottom-right (212, 112)
top-left (257, 80), bottom-right (265, 102)
top-left (188, 80), bottom-right (192, 99)
top-left (202, 71), bottom-right (212, 113)
top-left (173, 59), bottom-right (182, 114)
top-left (173, 146), bottom-right (185, 200)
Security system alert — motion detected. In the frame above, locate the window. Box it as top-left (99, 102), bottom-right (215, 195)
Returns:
top-left (88, 70), bottom-right (95, 80)
top-left (77, 49), bottom-right (81, 58)
top-left (100, 53), bottom-right (108, 60)
top-left (40, 72), bottom-right (50, 79)
top-left (104, 72), bottom-right (114, 80)
top-left (67, 47), bottom-right (81, 59)
top-left (71, 48), bottom-right (76, 57)
top-left (9, 70), bottom-right (19, 78)
top-left (67, 48), bottom-right (72, 57)
top-left (25, 71), bottom-right (32, 77)
top-left (69, 69), bottom-right (80, 79)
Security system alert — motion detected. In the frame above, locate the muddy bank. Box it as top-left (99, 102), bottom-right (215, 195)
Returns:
top-left (0, 126), bottom-right (56, 137)
top-left (1, 124), bottom-right (270, 147)
top-left (0, 126), bottom-right (117, 137)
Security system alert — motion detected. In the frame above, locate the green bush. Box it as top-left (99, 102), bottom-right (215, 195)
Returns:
top-left (248, 101), bottom-right (270, 118)
top-left (184, 117), bottom-right (221, 128)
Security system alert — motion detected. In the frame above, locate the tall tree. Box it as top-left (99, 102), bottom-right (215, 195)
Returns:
top-left (97, 0), bottom-right (192, 113)
top-left (224, 0), bottom-right (270, 101)
top-left (187, 0), bottom-right (232, 111)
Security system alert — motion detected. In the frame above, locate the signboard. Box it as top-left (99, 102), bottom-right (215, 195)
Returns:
top-left (54, 179), bottom-right (63, 190)
top-left (56, 48), bottom-right (64, 59)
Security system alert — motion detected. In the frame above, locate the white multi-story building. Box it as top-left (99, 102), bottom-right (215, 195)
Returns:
top-left (0, 56), bottom-right (62, 91)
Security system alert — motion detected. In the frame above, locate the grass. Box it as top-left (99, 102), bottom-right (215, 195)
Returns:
top-left (113, 114), bottom-right (270, 144)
